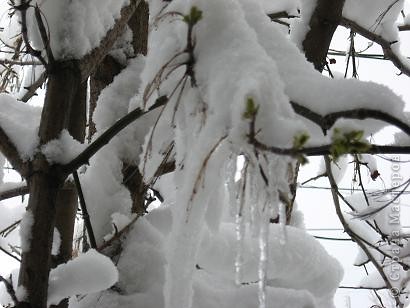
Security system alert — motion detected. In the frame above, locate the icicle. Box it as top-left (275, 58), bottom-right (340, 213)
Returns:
top-left (234, 209), bottom-right (245, 285)
top-left (234, 157), bottom-right (247, 286)
top-left (278, 201), bottom-right (287, 245)
top-left (248, 165), bottom-right (259, 237)
top-left (258, 208), bottom-right (269, 308)
top-left (225, 156), bottom-right (238, 217)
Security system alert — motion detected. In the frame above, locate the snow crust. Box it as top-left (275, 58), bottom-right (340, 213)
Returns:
top-left (48, 249), bottom-right (118, 306)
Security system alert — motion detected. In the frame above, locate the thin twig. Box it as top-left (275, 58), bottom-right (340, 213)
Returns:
top-left (0, 246), bottom-right (21, 262)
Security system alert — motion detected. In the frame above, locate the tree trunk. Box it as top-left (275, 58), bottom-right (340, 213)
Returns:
top-left (50, 81), bottom-right (87, 308)
top-left (18, 61), bottom-right (82, 308)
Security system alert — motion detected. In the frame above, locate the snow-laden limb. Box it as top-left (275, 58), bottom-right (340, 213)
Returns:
top-left (47, 249), bottom-right (118, 306)
top-left (25, 0), bottom-right (130, 60)
top-left (342, 0), bottom-right (410, 77)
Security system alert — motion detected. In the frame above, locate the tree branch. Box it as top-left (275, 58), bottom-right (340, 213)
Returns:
top-left (0, 59), bottom-right (41, 66)
top-left (19, 71), bottom-right (47, 103)
top-left (0, 183), bottom-right (28, 201)
top-left (340, 17), bottom-right (410, 77)
top-left (290, 101), bottom-right (410, 136)
top-left (62, 96), bottom-right (168, 173)
top-left (78, 0), bottom-right (141, 82)
top-left (398, 24), bottom-right (410, 31)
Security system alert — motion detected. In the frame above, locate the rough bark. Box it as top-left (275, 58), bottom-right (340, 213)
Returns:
top-left (50, 81), bottom-right (87, 308)
top-left (17, 61), bottom-right (81, 308)
top-left (302, 0), bottom-right (346, 71)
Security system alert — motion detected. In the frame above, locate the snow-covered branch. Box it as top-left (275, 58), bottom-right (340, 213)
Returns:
top-left (78, 0), bottom-right (141, 82)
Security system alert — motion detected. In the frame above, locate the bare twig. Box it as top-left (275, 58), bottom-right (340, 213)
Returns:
top-left (0, 246), bottom-right (21, 262)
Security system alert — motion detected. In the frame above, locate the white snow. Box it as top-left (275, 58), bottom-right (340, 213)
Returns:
top-left (51, 228), bottom-right (61, 256)
top-left (0, 93), bottom-right (41, 160)
top-left (41, 130), bottom-right (86, 164)
top-left (19, 210), bottom-right (34, 253)
top-left (48, 249), bottom-right (118, 306)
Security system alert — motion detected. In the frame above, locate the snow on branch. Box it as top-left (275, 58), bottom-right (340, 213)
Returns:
top-left (290, 101), bottom-right (410, 136)
top-left (78, 0), bottom-right (141, 82)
